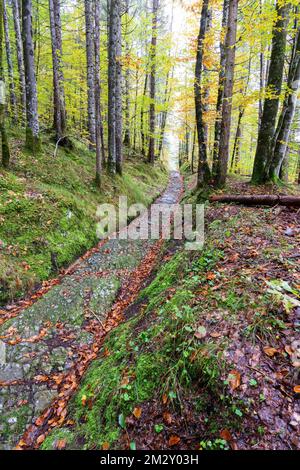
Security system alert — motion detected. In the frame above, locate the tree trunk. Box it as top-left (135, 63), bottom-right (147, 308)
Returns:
top-left (115, 0), bottom-right (123, 175)
top-left (195, 0), bottom-right (211, 186)
top-left (230, 53), bottom-right (252, 173)
top-left (3, 0), bottom-right (17, 121)
top-left (0, 0), bottom-right (10, 167)
top-left (215, 0), bottom-right (238, 187)
top-left (84, 0), bottom-right (96, 150)
top-left (210, 194), bottom-right (300, 207)
top-left (12, 0), bottom-right (26, 115)
top-left (269, 27), bottom-right (300, 180)
top-left (22, 0), bottom-right (40, 152)
top-left (107, 0), bottom-right (118, 173)
top-left (148, 0), bottom-right (158, 164)
top-left (123, 0), bottom-right (131, 147)
top-left (94, 0), bottom-right (104, 186)
top-left (141, 72), bottom-right (148, 156)
top-left (49, 0), bottom-right (66, 140)
top-left (212, 0), bottom-right (229, 178)
top-left (251, 1), bottom-right (290, 184)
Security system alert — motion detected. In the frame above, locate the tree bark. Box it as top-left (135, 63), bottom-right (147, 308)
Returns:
top-left (3, 0), bottom-right (17, 121)
top-left (148, 0), bottom-right (158, 164)
top-left (49, 0), bottom-right (66, 140)
top-left (107, 0), bottom-right (118, 173)
top-left (212, 0), bottom-right (229, 178)
top-left (123, 0), bottom-right (131, 147)
top-left (251, 1), bottom-right (290, 184)
top-left (12, 0), bottom-right (26, 115)
top-left (84, 0), bottom-right (96, 150)
top-left (115, 0), bottom-right (123, 175)
top-left (94, 0), bottom-right (104, 186)
top-left (0, 0), bottom-right (10, 167)
top-left (269, 26), bottom-right (300, 180)
top-left (215, 0), bottom-right (238, 187)
top-left (210, 194), bottom-right (300, 207)
top-left (22, 0), bottom-right (40, 152)
top-left (230, 53), bottom-right (252, 173)
top-left (195, 0), bottom-right (211, 186)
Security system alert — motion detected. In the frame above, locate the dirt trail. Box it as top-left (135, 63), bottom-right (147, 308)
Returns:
top-left (0, 172), bottom-right (183, 450)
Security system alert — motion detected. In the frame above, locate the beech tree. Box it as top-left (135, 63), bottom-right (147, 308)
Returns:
top-left (22, 0), bottom-right (40, 152)
top-left (148, 0), bottom-right (158, 164)
top-left (12, 0), bottom-right (26, 115)
top-left (252, 1), bottom-right (291, 184)
top-left (214, 0), bottom-right (238, 187)
top-left (49, 0), bottom-right (66, 141)
top-left (194, 0), bottom-right (211, 186)
top-left (0, 0), bottom-right (10, 167)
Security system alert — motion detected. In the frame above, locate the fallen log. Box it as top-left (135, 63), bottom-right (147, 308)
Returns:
top-left (209, 194), bottom-right (300, 207)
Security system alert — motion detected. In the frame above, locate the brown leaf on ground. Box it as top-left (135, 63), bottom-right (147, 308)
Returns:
top-left (168, 435), bottom-right (180, 446)
top-left (56, 439), bottom-right (66, 450)
top-left (102, 442), bottom-right (110, 450)
top-left (133, 407), bottom-right (142, 419)
top-left (228, 370), bottom-right (241, 391)
top-left (163, 412), bottom-right (173, 425)
top-left (220, 429), bottom-right (233, 442)
top-left (294, 385), bottom-right (300, 394)
top-left (263, 346), bottom-right (278, 357)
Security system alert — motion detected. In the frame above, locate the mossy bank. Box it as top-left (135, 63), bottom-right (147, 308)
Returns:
top-left (0, 131), bottom-right (167, 305)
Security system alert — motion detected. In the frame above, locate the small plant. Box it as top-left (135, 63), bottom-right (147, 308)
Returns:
top-left (199, 439), bottom-right (229, 450)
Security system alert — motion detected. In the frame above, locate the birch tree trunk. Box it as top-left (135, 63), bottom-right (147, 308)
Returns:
top-left (3, 0), bottom-right (17, 121)
top-left (84, 0), bottom-right (96, 150)
top-left (214, 0), bottom-right (238, 187)
top-left (0, 0), bottom-right (10, 167)
top-left (22, 0), bottom-right (40, 152)
top-left (195, 0), bottom-right (211, 186)
top-left (252, 1), bottom-right (290, 184)
top-left (148, 0), bottom-right (158, 164)
top-left (12, 0), bottom-right (26, 115)
top-left (212, 0), bottom-right (229, 178)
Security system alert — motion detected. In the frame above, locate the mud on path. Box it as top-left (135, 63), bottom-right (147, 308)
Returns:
top-left (0, 172), bottom-right (183, 450)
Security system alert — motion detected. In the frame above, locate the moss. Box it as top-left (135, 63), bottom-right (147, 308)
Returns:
top-left (41, 428), bottom-right (76, 450)
top-left (0, 130), bottom-right (167, 305)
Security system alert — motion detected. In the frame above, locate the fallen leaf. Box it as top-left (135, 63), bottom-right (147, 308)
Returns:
top-left (36, 434), bottom-right (46, 445)
top-left (194, 325), bottom-right (207, 339)
top-left (163, 412), bottom-right (173, 425)
top-left (294, 385), bottom-right (300, 394)
top-left (133, 407), bottom-right (142, 419)
top-left (102, 442), bottom-right (110, 450)
top-left (206, 272), bottom-right (216, 280)
top-left (263, 346), bottom-right (278, 357)
top-left (81, 394), bottom-right (87, 407)
top-left (210, 332), bottom-right (221, 338)
top-left (162, 394), bottom-right (168, 405)
top-left (56, 439), bottom-right (66, 450)
top-left (220, 429), bottom-right (232, 442)
top-left (168, 435), bottom-right (180, 446)
top-left (228, 370), bottom-right (241, 391)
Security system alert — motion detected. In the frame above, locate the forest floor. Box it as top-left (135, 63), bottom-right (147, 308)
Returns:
top-left (0, 171), bottom-right (300, 450)
top-left (0, 130), bottom-right (167, 305)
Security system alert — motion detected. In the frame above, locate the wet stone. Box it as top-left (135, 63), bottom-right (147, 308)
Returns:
top-left (0, 363), bottom-right (23, 382)
top-left (34, 388), bottom-right (57, 414)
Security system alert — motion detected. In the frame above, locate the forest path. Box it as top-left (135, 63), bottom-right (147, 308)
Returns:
top-left (0, 171), bottom-right (183, 450)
